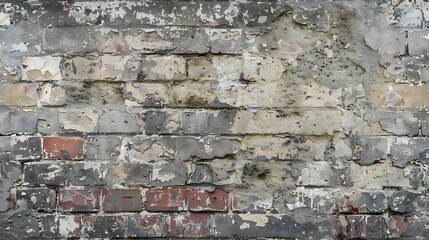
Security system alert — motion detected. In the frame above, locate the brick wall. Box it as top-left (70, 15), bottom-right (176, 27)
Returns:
top-left (1, 0), bottom-right (429, 239)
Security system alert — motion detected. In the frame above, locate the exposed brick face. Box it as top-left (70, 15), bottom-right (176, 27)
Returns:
top-left (145, 188), bottom-right (188, 212)
top-left (58, 188), bottom-right (100, 212)
top-left (102, 189), bottom-right (143, 212)
top-left (188, 188), bottom-right (229, 212)
top-left (0, 0), bottom-right (427, 239)
top-left (42, 136), bottom-right (84, 160)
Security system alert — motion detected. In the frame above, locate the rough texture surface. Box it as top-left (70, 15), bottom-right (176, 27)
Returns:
top-left (1, 0), bottom-right (429, 239)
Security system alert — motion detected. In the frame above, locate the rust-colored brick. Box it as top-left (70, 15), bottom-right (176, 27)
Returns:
top-left (145, 188), bottom-right (188, 212)
top-left (42, 136), bottom-right (84, 160)
top-left (188, 188), bottom-right (229, 212)
top-left (58, 188), bottom-right (100, 212)
top-left (102, 189), bottom-right (143, 212)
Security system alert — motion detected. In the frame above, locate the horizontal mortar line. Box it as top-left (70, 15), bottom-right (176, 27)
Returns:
top-left (110, 133), bottom-right (334, 137)
top-left (336, 212), bottom-right (390, 216)
top-left (22, 106), bottom-right (345, 112)
top-left (56, 51), bottom-right (245, 57)
top-left (41, 23), bottom-right (244, 29)
top-left (350, 135), bottom-right (427, 138)
top-left (0, 105), bottom-right (343, 111)
top-left (44, 25), bottom-right (246, 30)
top-left (32, 132), bottom-right (399, 138)
top-left (295, 185), bottom-right (343, 189)
top-left (0, 133), bottom-right (341, 138)
top-left (58, 79), bottom-right (226, 82)
top-left (20, 158), bottom-right (301, 162)
top-left (123, 106), bottom-right (343, 110)
top-left (95, 106), bottom-right (343, 111)
top-left (35, 133), bottom-right (328, 139)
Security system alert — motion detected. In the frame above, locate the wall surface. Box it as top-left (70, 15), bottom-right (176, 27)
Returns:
top-left (1, 0), bottom-right (429, 239)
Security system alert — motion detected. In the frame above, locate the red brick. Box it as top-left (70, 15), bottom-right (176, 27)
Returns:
top-left (42, 136), bottom-right (84, 159)
top-left (170, 213), bottom-right (213, 237)
top-left (58, 188), bottom-right (100, 212)
top-left (102, 189), bottom-right (143, 212)
top-left (145, 188), bottom-right (188, 212)
top-left (188, 188), bottom-right (229, 212)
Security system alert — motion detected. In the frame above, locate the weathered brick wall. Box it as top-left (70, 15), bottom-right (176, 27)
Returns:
top-left (1, 0), bottom-right (429, 238)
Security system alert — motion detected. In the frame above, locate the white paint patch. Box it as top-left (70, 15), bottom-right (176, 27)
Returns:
top-left (0, 12), bottom-right (11, 26)
top-left (10, 42), bottom-right (28, 53)
top-left (258, 16), bottom-right (267, 23)
top-left (30, 195), bottom-right (37, 204)
top-left (240, 222), bottom-right (250, 229)
top-left (239, 214), bottom-right (268, 227)
top-left (59, 216), bottom-right (79, 237)
top-left (152, 162), bottom-right (175, 182)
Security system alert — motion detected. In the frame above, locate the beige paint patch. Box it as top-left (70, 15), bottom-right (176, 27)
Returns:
top-left (21, 56), bottom-right (62, 81)
top-left (59, 109), bottom-right (98, 132)
top-left (39, 83), bottom-right (66, 106)
top-left (124, 82), bottom-right (169, 105)
top-left (143, 55), bottom-right (186, 80)
top-left (239, 214), bottom-right (269, 227)
top-left (243, 53), bottom-right (286, 82)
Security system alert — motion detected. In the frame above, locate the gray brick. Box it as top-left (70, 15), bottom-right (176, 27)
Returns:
top-left (241, 2), bottom-right (287, 27)
top-left (127, 213), bottom-right (170, 238)
top-left (86, 135), bottom-right (122, 160)
top-left (339, 191), bottom-right (386, 214)
top-left (43, 27), bottom-right (98, 53)
top-left (23, 162), bottom-right (68, 186)
top-left (143, 110), bottom-right (181, 134)
top-left (81, 215), bottom-right (125, 238)
top-left (0, 136), bottom-right (41, 161)
top-left (67, 162), bottom-right (109, 186)
top-left (23, 161), bottom-right (109, 187)
top-left (364, 28), bottom-right (406, 56)
top-left (98, 110), bottom-right (142, 133)
top-left (364, 111), bottom-right (419, 136)
top-left (41, 215), bottom-right (81, 238)
top-left (351, 136), bottom-right (388, 165)
top-left (151, 161), bottom-right (188, 187)
top-left (182, 110), bottom-right (236, 134)
top-left (408, 30), bottom-right (429, 56)
top-left (0, 211), bottom-right (40, 239)
top-left (188, 163), bottom-right (213, 184)
top-left (0, 155), bottom-right (20, 212)
top-left (0, 21), bottom-right (42, 57)
top-left (14, 188), bottom-right (56, 212)
top-left (0, 109), bottom-right (37, 134)
top-left (100, 1), bottom-right (240, 27)
top-left (388, 190), bottom-right (421, 214)
top-left (37, 108), bottom-right (62, 134)
top-left (346, 215), bottom-right (389, 239)
top-left (389, 137), bottom-right (429, 167)
top-left (231, 191), bottom-right (273, 213)
top-left (125, 136), bottom-right (238, 161)
top-left (34, 1), bottom-right (101, 27)
top-left (108, 163), bottom-right (152, 187)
